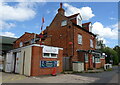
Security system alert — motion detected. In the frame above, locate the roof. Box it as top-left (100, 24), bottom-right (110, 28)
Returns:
top-left (13, 32), bottom-right (39, 43)
top-left (72, 23), bottom-right (96, 37)
top-left (0, 36), bottom-right (17, 51)
top-left (0, 36), bottom-right (17, 44)
top-left (82, 22), bottom-right (91, 26)
top-left (67, 13), bottom-right (79, 18)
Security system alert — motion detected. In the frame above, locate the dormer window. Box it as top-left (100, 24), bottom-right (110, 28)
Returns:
top-left (61, 20), bottom-right (67, 26)
top-left (78, 18), bottom-right (82, 26)
top-left (77, 15), bottom-right (82, 27)
top-left (89, 23), bottom-right (92, 32)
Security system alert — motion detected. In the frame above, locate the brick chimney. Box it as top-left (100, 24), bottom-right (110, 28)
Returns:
top-left (58, 3), bottom-right (65, 16)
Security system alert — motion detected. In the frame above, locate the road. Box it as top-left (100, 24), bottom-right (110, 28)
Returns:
top-left (0, 66), bottom-right (119, 84)
top-left (75, 66), bottom-right (119, 83)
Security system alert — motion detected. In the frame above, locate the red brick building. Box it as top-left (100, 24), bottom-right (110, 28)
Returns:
top-left (13, 3), bottom-right (105, 71)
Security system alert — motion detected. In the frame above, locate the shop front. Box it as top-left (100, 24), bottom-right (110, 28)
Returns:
top-left (76, 49), bottom-right (105, 71)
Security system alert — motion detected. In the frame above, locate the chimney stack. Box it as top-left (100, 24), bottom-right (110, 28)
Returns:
top-left (58, 3), bottom-right (65, 16)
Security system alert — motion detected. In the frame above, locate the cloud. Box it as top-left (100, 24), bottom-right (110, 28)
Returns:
top-left (0, 2), bottom-right (37, 36)
top-left (63, 3), bottom-right (95, 20)
top-left (0, 2), bottom-right (36, 21)
top-left (109, 17), bottom-right (116, 20)
top-left (0, 32), bottom-right (17, 38)
top-left (0, 2), bottom-right (37, 38)
top-left (0, 20), bottom-right (16, 30)
top-left (92, 22), bottom-right (118, 40)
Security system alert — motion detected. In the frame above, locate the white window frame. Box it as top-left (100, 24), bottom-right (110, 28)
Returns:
top-left (89, 23), bottom-right (92, 32)
top-left (90, 39), bottom-right (93, 48)
top-left (61, 20), bottom-right (67, 26)
top-left (78, 34), bottom-right (82, 45)
top-left (77, 15), bottom-right (82, 27)
top-left (43, 53), bottom-right (57, 58)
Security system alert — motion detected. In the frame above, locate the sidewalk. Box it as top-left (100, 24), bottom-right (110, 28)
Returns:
top-left (63, 68), bottom-right (104, 74)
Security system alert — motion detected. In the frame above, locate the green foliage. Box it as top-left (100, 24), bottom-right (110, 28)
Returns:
top-left (100, 46), bottom-right (119, 65)
top-left (113, 46), bottom-right (120, 63)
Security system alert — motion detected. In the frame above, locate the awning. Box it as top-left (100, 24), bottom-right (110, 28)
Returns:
top-left (76, 49), bottom-right (88, 52)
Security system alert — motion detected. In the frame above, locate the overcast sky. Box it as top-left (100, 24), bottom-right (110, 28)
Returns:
top-left (0, 2), bottom-right (119, 48)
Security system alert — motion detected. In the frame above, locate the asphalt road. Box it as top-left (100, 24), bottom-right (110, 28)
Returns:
top-left (75, 66), bottom-right (119, 84)
top-left (1, 66), bottom-right (119, 85)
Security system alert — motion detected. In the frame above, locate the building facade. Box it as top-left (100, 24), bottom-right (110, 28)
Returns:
top-left (13, 3), bottom-right (105, 71)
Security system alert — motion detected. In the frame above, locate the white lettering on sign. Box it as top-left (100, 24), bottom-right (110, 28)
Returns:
top-left (43, 46), bottom-right (59, 54)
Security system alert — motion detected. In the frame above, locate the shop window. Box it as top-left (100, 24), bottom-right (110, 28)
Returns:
top-left (90, 39), bottom-right (93, 48)
top-left (51, 53), bottom-right (57, 58)
top-left (78, 34), bottom-right (82, 44)
top-left (100, 55), bottom-right (105, 59)
top-left (95, 57), bottom-right (100, 63)
top-left (61, 20), bottom-right (67, 26)
top-left (85, 54), bottom-right (88, 62)
top-left (43, 53), bottom-right (57, 58)
top-left (43, 53), bottom-right (50, 58)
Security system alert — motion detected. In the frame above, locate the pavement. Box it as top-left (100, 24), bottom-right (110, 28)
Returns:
top-left (0, 66), bottom-right (119, 84)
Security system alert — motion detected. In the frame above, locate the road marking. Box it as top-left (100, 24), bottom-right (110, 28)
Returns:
top-left (2, 75), bottom-right (26, 82)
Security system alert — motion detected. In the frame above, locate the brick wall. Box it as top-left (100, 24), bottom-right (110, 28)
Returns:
top-left (13, 32), bottom-right (35, 48)
top-left (43, 13), bottom-right (96, 60)
top-left (31, 46), bottom-right (63, 76)
top-left (100, 58), bottom-right (105, 67)
top-left (95, 63), bottom-right (101, 68)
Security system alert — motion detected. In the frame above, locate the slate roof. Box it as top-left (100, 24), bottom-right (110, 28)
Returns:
top-left (0, 36), bottom-right (17, 44)
top-left (0, 36), bottom-right (17, 51)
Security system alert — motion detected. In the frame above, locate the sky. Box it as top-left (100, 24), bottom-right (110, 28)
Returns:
top-left (0, 1), bottom-right (119, 48)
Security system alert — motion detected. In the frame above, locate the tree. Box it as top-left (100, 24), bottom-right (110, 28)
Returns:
top-left (113, 45), bottom-right (120, 63)
top-left (100, 47), bottom-right (119, 65)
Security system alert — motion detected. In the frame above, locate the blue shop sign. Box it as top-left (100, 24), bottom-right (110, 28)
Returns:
top-left (40, 61), bottom-right (57, 68)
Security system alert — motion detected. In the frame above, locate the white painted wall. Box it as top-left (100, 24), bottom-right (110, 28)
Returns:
top-left (20, 47), bottom-right (32, 76)
top-left (5, 52), bottom-right (14, 72)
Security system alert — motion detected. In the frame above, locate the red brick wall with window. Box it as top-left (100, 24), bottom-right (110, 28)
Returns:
top-left (31, 46), bottom-right (63, 76)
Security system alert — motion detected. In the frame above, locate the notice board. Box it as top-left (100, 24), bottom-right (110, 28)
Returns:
top-left (40, 61), bottom-right (57, 68)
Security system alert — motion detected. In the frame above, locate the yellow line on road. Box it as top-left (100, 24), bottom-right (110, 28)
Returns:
top-left (2, 75), bottom-right (27, 82)
top-left (2, 76), bottom-right (14, 82)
